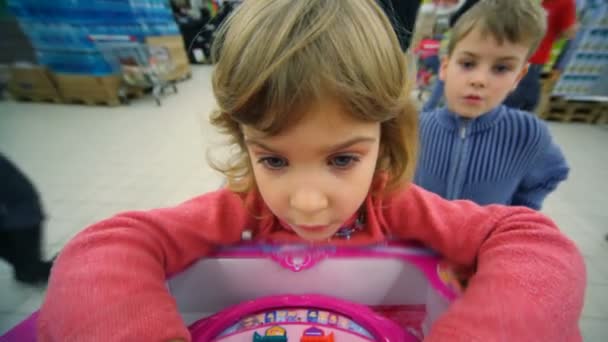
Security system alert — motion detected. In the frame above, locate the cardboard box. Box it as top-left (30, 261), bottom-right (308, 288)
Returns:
top-left (8, 65), bottom-right (61, 101)
top-left (146, 35), bottom-right (191, 81)
top-left (146, 35), bottom-right (189, 64)
top-left (536, 71), bottom-right (560, 117)
top-left (53, 73), bottom-right (123, 106)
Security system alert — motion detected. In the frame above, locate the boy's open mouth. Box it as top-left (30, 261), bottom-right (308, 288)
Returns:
top-left (463, 95), bottom-right (483, 104)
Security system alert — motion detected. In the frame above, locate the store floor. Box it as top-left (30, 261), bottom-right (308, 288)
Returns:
top-left (1, 65), bottom-right (607, 340)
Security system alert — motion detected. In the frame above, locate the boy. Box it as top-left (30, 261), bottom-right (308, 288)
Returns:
top-left (414, 0), bottom-right (569, 210)
top-left (504, 0), bottom-right (578, 111)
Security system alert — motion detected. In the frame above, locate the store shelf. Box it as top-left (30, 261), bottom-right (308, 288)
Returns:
top-left (552, 1), bottom-right (608, 98)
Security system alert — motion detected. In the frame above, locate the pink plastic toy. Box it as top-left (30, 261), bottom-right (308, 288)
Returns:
top-left (169, 242), bottom-right (460, 341)
top-left (1, 242), bottom-right (460, 341)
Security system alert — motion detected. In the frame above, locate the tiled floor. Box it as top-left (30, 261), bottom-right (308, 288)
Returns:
top-left (1, 65), bottom-right (607, 340)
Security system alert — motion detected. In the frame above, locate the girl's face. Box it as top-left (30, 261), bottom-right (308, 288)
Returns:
top-left (243, 98), bottom-right (381, 241)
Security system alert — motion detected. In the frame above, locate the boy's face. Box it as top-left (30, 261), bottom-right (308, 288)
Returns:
top-left (243, 99), bottom-right (381, 241)
top-left (440, 27), bottom-right (531, 118)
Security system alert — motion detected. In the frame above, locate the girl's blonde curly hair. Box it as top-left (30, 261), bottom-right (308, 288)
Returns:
top-left (208, 0), bottom-right (418, 193)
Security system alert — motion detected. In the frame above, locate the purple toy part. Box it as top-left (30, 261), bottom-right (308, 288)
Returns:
top-left (303, 327), bottom-right (324, 336)
top-left (0, 311), bottom-right (38, 342)
top-left (188, 294), bottom-right (417, 341)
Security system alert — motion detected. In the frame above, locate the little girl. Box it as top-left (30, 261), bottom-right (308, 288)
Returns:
top-left (38, 1), bottom-right (585, 341)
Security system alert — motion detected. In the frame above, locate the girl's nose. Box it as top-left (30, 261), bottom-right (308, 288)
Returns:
top-left (289, 188), bottom-right (329, 215)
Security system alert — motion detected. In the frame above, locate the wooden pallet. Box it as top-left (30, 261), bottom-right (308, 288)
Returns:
top-left (541, 97), bottom-right (605, 123)
top-left (61, 96), bottom-right (121, 106)
top-left (54, 74), bottom-right (148, 107)
top-left (11, 84), bottom-right (145, 106)
top-left (61, 86), bottom-right (146, 106)
top-left (13, 93), bottom-right (62, 104)
top-left (595, 108), bottom-right (608, 125)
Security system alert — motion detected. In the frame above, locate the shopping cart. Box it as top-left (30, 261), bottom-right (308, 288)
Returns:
top-left (89, 34), bottom-right (178, 106)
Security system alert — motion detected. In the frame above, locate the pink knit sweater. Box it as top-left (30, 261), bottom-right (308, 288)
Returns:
top-left (38, 184), bottom-right (585, 341)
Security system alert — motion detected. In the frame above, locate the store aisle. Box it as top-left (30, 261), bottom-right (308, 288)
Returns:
top-left (0, 65), bottom-right (607, 340)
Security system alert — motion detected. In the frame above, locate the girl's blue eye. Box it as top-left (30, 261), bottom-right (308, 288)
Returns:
top-left (328, 155), bottom-right (360, 169)
top-left (258, 157), bottom-right (288, 170)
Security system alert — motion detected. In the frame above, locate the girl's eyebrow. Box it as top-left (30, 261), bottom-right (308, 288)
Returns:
top-left (244, 139), bottom-right (281, 154)
top-left (326, 136), bottom-right (377, 153)
top-left (245, 136), bottom-right (377, 154)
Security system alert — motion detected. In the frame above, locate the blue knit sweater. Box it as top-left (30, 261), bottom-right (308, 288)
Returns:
top-left (414, 105), bottom-right (569, 210)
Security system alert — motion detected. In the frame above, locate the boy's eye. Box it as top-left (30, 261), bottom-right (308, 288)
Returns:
top-left (328, 155), bottom-right (360, 169)
top-left (258, 156), bottom-right (288, 170)
top-left (493, 64), bottom-right (512, 73)
top-left (459, 60), bottom-right (476, 70)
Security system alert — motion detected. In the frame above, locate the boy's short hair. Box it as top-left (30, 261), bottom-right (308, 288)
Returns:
top-left (209, 0), bottom-right (417, 193)
top-left (447, 0), bottom-right (547, 57)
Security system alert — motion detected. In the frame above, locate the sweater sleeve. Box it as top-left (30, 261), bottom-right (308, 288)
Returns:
top-left (511, 126), bottom-right (569, 210)
top-left (38, 189), bottom-right (250, 342)
top-left (382, 185), bottom-right (585, 342)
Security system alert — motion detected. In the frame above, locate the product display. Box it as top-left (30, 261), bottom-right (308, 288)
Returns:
top-left (552, 1), bottom-right (607, 98)
top-left (7, 0), bottom-right (180, 75)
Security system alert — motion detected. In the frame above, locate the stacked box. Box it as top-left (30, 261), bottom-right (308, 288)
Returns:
top-left (8, 0), bottom-right (182, 75)
top-left (54, 73), bottom-right (123, 106)
top-left (146, 35), bottom-right (191, 81)
top-left (7, 64), bottom-right (61, 102)
top-left (552, 2), bottom-right (608, 98)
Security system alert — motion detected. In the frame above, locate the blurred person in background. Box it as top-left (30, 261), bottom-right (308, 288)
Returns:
top-left (423, 0), bottom-right (480, 112)
top-left (504, 0), bottom-right (578, 112)
top-left (0, 153), bottom-right (53, 284)
top-left (377, 0), bottom-right (423, 51)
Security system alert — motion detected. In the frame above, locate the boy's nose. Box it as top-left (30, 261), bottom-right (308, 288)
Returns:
top-left (469, 70), bottom-right (487, 88)
top-left (289, 188), bottom-right (329, 215)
